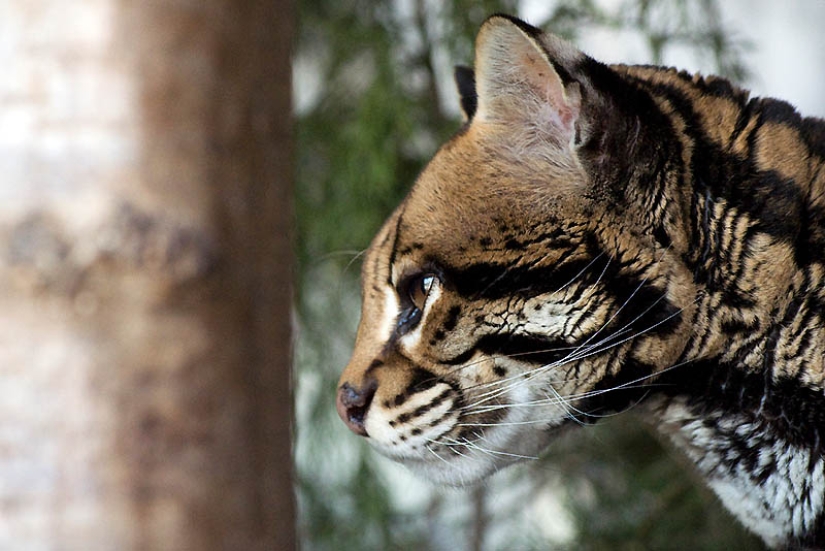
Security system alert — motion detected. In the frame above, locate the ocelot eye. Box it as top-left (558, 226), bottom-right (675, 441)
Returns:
top-left (408, 273), bottom-right (437, 311)
top-left (396, 272), bottom-right (440, 334)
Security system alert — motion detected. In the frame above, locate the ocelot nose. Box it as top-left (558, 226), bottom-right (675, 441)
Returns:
top-left (336, 378), bottom-right (377, 437)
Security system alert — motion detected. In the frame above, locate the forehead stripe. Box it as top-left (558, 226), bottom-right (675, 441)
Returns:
top-left (387, 207), bottom-right (407, 285)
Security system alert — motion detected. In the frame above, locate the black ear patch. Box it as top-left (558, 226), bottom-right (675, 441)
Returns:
top-left (454, 65), bottom-right (477, 121)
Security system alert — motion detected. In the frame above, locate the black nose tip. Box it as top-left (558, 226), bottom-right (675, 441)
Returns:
top-left (336, 379), bottom-right (377, 437)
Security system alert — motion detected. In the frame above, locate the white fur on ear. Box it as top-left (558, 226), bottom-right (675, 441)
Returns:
top-left (473, 16), bottom-right (583, 145)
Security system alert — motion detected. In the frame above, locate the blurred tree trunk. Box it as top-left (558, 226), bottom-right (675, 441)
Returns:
top-left (0, 1), bottom-right (295, 549)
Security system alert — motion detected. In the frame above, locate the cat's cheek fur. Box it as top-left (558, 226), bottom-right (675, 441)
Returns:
top-left (364, 381), bottom-right (459, 458)
top-left (366, 373), bottom-right (563, 486)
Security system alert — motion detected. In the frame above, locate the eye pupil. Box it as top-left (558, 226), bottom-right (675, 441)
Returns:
top-left (408, 273), bottom-right (437, 311)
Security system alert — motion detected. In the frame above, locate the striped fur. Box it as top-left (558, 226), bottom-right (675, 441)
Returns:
top-left (336, 14), bottom-right (825, 548)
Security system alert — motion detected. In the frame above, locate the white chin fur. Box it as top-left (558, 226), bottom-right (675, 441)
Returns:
top-left (399, 427), bottom-right (553, 487)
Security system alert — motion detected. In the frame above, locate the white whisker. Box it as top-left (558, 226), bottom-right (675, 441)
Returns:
top-left (459, 295), bottom-right (697, 421)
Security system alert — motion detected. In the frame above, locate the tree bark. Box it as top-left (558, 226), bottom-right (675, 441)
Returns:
top-left (0, 1), bottom-right (295, 549)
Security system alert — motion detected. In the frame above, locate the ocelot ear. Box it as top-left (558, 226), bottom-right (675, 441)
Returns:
top-left (454, 65), bottom-right (477, 121)
top-left (473, 15), bottom-right (583, 147)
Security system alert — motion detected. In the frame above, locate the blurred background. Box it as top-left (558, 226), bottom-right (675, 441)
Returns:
top-left (294, 1), bottom-right (825, 549)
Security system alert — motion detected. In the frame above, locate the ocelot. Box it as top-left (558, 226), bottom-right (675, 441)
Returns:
top-left (336, 14), bottom-right (825, 548)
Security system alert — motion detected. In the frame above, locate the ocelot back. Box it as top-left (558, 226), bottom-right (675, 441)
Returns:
top-left (335, 14), bottom-right (825, 548)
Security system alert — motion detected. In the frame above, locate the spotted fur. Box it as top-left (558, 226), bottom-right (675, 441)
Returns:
top-left (336, 14), bottom-right (825, 548)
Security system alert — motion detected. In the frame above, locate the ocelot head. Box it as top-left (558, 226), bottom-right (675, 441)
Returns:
top-left (336, 14), bottom-right (697, 485)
